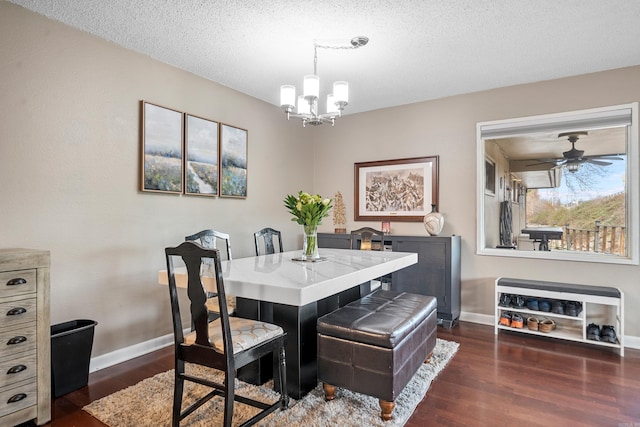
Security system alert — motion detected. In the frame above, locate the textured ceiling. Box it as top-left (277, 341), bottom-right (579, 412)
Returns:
top-left (8, 0), bottom-right (640, 115)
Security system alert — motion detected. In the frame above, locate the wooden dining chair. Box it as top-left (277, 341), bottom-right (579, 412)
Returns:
top-left (165, 241), bottom-right (288, 427)
top-left (185, 229), bottom-right (232, 260)
top-left (185, 229), bottom-right (234, 316)
top-left (350, 227), bottom-right (388, 292)
top-left (254, 227), bottom-right (283, 256)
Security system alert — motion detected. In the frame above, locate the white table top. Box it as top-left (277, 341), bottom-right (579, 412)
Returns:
top-left (159, 248), bottom-right (417, 306)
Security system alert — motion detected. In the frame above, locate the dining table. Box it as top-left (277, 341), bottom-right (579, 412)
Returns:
top-left (158, 247), bottom-right (418, 399)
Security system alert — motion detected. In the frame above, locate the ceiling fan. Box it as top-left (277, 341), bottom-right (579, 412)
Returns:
top-left (530, 131), bottom-right (623, 172)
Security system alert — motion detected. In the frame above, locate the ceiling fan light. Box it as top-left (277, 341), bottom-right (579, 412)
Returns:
top-left (566, 162), bottom-right (580, 173)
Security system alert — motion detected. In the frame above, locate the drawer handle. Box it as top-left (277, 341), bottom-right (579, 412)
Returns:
top-left (6, 307), bottom-right (26, 316)
top-left (6, 278), bottom-right (27, 286)
top-left (7, 364), bottom-right (27, 374)
top-left (7, 393), bottom-right (27, 404)
top-left (7, 336), bottom-right (27, 345)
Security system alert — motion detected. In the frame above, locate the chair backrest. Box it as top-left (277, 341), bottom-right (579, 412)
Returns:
top-left (165, 241), bottom-right (232, 370)
top-left (350, 227), bottom-right (385, 251)
top-left (185, 229), bottom-right (232, 260)
top-left (254, 227), bottom-right (283, 256)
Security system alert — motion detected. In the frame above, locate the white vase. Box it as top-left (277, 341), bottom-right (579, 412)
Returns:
top-left (423, 204), bottom-right (444, 236)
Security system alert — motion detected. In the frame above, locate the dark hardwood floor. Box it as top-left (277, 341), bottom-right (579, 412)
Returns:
top-left (28, 322), bottom-right (639, 427)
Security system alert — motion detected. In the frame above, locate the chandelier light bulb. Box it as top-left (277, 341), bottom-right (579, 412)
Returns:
top-left (333, 81), bottom-right (349, 104)
top-left (303, 75), bottom-right (319, 99)
top-left (280, 85), bottom-right (296, 108)
top-left (297, 95), bottom-right (310, 115)
top-left (326, 94), bottom-right (339, 115)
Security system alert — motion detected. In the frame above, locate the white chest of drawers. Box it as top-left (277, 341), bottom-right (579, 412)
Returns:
top-left (0, 249), bottom-right (50, 426)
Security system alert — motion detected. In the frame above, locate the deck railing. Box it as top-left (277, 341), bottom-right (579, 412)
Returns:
top-left (553, 221), bottom-right (626, 255)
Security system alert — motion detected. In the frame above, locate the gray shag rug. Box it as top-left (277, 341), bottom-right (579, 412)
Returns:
top-left (84, 338), bottom-right (459, 427)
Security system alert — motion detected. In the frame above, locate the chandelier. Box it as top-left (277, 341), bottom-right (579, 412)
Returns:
top-left (280, 36), bottom-right (369, 127)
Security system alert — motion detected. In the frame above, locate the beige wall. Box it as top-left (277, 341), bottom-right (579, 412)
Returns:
top-left (312, 66), bottom-right (640, 337)
top-left (2, 2), bottom-right (639, 361)
top-left (0, 2), bottom-right (311, 356)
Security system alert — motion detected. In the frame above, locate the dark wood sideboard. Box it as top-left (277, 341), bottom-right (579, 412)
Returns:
top-left (317, 233), bottom-right (461, 328)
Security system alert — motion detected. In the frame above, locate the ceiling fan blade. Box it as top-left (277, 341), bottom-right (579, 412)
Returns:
top-left (582, 155), bottom-right (624, 161)
top-left (526, 159), bottom-right (562, 167)
top-left (585, 159), bottom-right (613, 166)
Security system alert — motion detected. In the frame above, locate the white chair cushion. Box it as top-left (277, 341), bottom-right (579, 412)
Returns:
top-left (185, 317), bottom-right (284, 354)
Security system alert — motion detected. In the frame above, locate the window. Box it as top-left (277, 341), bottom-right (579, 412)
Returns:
top-left (477, 103), bottom-right (639, 264)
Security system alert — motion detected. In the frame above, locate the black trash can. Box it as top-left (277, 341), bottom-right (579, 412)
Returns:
top-left (51, 319), bottom-right (98, 398)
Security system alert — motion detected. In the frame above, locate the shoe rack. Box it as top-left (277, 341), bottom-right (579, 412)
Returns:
top-left (494, 277), bottom-right (624, 356)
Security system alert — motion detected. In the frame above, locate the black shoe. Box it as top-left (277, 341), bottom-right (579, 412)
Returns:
top-left (565, 301), bottom-right (582, 317)
top-left (601, 325), bottom-right (617, 343)
top-left (512, 295), bottom-right (526, 308)
top-left (587, 323), bottom-right (601, 341)
top-left (551, 300), bottom-right (565, 315)
top-left (499, 293), bottom-right (511, 307)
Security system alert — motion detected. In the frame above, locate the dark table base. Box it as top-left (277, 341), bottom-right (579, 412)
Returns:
top-left (236, 283), bottom-right (367, 399)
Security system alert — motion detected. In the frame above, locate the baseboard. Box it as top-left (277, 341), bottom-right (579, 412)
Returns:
top-left (90, 315), bottom-right (640, 372)
top-left (89, 332), bottom-right (175, 373)
top-left (459, 311), bottom-right (494, 326)
top-left (460, 311), bottom-right (640, 350)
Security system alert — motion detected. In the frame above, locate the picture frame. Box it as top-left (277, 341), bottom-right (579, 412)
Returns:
top-left (354, 156), bottom-right (439, 222)
top-left (185, 114), bottom-right (219, 196)
top-left (219, 124), bottom-right (248, 198)
top-left (140, 101), bottom-right (184, 194)
top-left (485, 156), bottom-right (496, 196)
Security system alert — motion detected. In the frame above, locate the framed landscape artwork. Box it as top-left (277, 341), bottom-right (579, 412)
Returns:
top-left (185, 114), bottom-right (219, 196)
top-left (140, 101), bottom-right (184, 194)
top-left (220, 124), bottom-right (248, 198)
top-left (354, 156), bottom-right (439, 222)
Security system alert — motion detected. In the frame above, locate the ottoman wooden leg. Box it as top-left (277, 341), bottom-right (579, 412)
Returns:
top-left (425, 351), bottom-right (433, 364)
top-left (379, 399), bottom-right (395, 421)
top-left (323, 383), bottom-right (336, 401)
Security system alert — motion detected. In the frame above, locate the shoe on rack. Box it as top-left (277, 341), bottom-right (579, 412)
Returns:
top-left (511, 313), bottom-right (524, 329)
top-left (512, 295), bottom-right (526, 308)
top-left (499, 293), bottom-right (511, 307)
top-left (539, 318), bottom-right (556, 333)
top-left (587, 323), bottom-right (601, 341)
top-left (565, 301), bottom-right (582, 317)
top-left (538, 300), bottom-right (552, 312)
top-left (527, 316), bottom-right (539, 331)
top-left (601, 325), bottom-right (617, 344)
top-left (526, 298), bottom-right (539, 311)
top-left (551, 300), bottom-right (565, 315)
top-left (499, 312), bottom-right (512, 327)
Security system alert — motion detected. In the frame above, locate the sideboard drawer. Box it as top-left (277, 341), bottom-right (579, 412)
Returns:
top-left (0, 351), bottom-right (36, 388)
top-left (0, 270), bottom-right (36, 299)
top-left (0, 323), bottom-right (37, 359)
top-left (0, 296), bottom-right (37, 328)
top-left (0, 378), bottom-right (37, 418)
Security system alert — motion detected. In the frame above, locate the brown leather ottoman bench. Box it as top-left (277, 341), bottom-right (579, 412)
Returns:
top-left (317, 289), bottom-right (438, 421)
